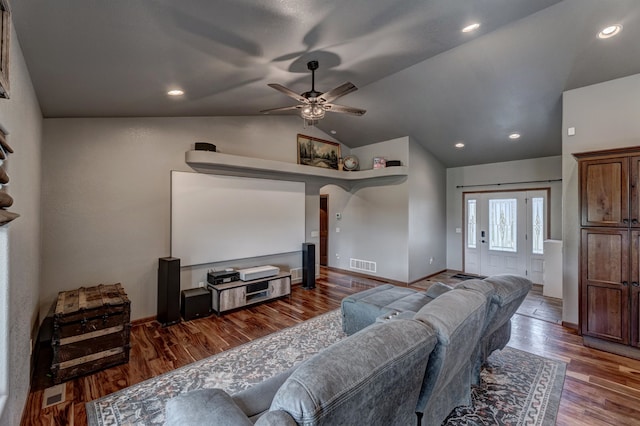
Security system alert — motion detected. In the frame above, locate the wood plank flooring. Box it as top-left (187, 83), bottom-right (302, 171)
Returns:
top-left (21, 269), bottom-right (640, 425)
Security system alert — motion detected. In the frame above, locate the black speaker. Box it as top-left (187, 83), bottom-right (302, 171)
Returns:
top-left (181, 288), bottom-right (211, 321)
top-left (194, 142), bottom-right (216, 152)
top-left (158, 257), bottom-right (181, 326)
top-left (302, 243), bottom-right (316, 289)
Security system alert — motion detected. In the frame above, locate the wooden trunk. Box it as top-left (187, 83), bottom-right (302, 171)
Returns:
top-left (51, 283), bottom-right (131, 384)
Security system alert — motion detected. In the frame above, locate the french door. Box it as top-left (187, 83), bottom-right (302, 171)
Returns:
top-left (464, 190), bottom-right (548, 283)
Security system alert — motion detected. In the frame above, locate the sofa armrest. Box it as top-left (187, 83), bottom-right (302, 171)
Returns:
top-left (231, 366), bottom-right (296, 420)
top-left (255, 410), bottom-right (298, 426)
top-left (165, 388), bottom-right (253, 426)
top-left (425, 282), bottom-right (453, 299)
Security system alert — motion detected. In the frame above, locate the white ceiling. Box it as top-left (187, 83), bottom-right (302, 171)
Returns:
top-left (10, 0), bottom-right (640, 167)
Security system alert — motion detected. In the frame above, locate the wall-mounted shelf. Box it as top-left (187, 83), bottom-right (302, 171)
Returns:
top-left (185, 150), bottom-right (408, 187)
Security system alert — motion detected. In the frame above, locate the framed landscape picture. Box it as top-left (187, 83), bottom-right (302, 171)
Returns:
top-left (297, 134), bottom-right (341, 170)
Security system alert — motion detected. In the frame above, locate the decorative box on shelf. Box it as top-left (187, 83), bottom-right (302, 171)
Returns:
top-left (51, 283), bottom-right (131, 383)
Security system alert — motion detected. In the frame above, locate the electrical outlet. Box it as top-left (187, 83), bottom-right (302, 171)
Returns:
top-left (198, 281), bottom-right (205, 288)
top-left (429, 257), bottom-right (434, 264)
top-left (336, 253), bottom-right (340, 259)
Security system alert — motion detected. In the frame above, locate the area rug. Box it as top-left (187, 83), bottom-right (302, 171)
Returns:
top-left (86, 310), bottom-right (565, 426)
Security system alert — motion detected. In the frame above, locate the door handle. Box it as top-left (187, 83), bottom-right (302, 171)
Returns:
top-left (633, 219), bottom-right (639, 225)
top-left (633, 282), bottom-right (639, 287)
top-left (623, 219), bottom-right (629, 224)
top-left (622, 281), bottom-right (629, 286)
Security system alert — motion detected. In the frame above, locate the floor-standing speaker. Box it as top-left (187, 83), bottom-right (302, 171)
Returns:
top-left (302, 243), bottom-right (316, 289)
top-left (158, 257), bottom-right (181, 326)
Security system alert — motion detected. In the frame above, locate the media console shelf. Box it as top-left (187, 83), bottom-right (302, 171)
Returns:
top-left (185, 150), bottom-right (408, 188)
top-left (207, 272), bottom-right (291, 314)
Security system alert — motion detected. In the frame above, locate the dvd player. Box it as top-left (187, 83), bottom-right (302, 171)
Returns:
top-left (207, 270), bottom-right (240, 285)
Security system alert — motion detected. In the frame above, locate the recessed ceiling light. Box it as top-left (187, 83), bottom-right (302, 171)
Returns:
top-left (598, 24), bottom-right (622, 39)
top-left (455, 142), bottom-right (465, 149)
top-left (167, 89), bottom-right (184, 96)
top-left (508, 133), bottom-right (521, 140)
top-left (462, 23), bottom-right (480, 33)
top-left (330, 130), bottom-right (337, 134)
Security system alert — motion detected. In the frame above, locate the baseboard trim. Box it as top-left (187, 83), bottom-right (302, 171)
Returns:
top-left (408, 269), bottom-right (448, 286)
top-left (132, 316), bottom-right (156, 326)
top-left (561, 321), bottom-right (578, 331)
top-left (321, 265), bottom-right (407, 286)
top-left (583, 336), bottom-right (640, 360)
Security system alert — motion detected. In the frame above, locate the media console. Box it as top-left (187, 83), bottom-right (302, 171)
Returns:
top-left (207, 272), bottom-right (291, 314)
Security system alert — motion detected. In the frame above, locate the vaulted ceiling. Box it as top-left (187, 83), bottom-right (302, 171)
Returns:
top-left (10, 0), bottom-right (640, 166)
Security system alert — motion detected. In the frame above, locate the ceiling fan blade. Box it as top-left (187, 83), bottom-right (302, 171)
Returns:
top-left (267, 83), bottom-right (308, 103)
top-left (319, 82), bottom-right (357, 103)
top-left (324, 103), bottom-right (366, 116)
top-left (260, 105), bottom-right (302, 114)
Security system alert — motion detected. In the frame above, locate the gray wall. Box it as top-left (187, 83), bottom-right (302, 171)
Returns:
top-left (40, 117), bottom-right (341, 320)
top-left (0, 26), bottom-right (43, 426)
top-left (321, 136), bottom-right (447, 283)
top-left (321, 137), bottom-right (410, 281)
top-left (446, 156), bottom-right (563, 271)
top-left (562, 73), bottom-right (640, 325)
top-left (408, 138), bottom-right (447, 282)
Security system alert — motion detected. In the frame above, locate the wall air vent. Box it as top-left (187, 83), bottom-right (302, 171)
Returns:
top-left (350, 258), bottom-right (377, 273)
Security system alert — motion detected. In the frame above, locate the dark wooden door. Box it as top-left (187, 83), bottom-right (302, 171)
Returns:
top-left (320, 195), bottom-right (328, 266)
top-left (580, 157), bottom-right (629, 227)
top-left (581, 227), bottom-right (630, 344)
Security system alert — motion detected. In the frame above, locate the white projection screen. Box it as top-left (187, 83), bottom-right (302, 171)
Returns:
top-left (171, 171), bottom-right (306, 266)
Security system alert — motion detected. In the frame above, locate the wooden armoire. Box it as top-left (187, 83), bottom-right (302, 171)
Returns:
top-left (576, 147), bottom-right (640, 358)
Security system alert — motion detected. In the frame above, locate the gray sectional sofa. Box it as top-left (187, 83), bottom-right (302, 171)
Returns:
top-left (165, 274), bottom-right (532, 426)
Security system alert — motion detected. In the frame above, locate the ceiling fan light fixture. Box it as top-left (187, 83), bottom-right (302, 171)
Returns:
top-left (301, 104), bottom-right (325, 121)
top-left (167, 89), bottom-right (184, 96)
top-left (598, 24), bottom-right (622, 39)
top-left (508, 132), bottom-right (521, 140)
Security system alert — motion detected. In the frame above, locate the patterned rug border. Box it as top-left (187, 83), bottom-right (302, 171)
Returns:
top-left (86, 309), bottom-right (345, 426)
top-left (86, 310), bottom-right (566, 426)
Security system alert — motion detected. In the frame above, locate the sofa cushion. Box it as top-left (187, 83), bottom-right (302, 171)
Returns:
top-left (341, 284), bottom-right (431, 335)
top-left (269, 319), bottom-right (437, 426)
top-left (165, 388), bottom-right (253, 426)
top-left (413, 289), bottom-right (488, 425)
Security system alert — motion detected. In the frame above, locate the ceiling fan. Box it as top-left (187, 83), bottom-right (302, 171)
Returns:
top-left (261, 60), bottom-right (366, 124)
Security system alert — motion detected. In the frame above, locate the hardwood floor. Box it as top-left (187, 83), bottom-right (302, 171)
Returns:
top-left (21, 269), bottom-right (640, 425)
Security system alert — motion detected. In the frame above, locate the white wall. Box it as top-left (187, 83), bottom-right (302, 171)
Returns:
top-left (40, 117), bottom-right (340, 320)
top-left (562, 73), bottom-right (640, 325)
top-left (0, 26), bottom-right (43, 426)
top-left (446, 156), bottom-right (562, 271)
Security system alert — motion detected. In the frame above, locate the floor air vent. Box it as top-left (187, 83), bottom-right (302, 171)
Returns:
top-left (350, 258), bottom-right (377, 273)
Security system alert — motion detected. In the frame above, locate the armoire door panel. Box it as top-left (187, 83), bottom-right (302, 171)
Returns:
top-left (580, 157), bottom-right (629, 227)
top-left (583, 230), bottom-right (627, 283)
top-left (586, 285), bottom-right (627, 342)
top-left (630, 156), bottom-right (640, 228)
top-left (632, 288), bottom-right (640, 347)
top-left (581, 228), bottom-right (629, 343)
top-left (631, 230), bottom-right (640, 347)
